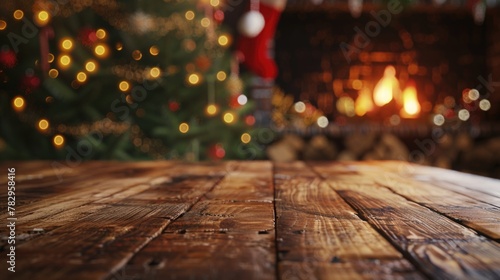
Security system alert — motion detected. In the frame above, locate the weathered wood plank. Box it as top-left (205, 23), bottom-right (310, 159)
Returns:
top-left (120, 161), bottom-right (276, 279)
top-left (0, 165), bottom-right (225, 280)
top-left (274, 162), bottom-right (424, 279)
top-left (279, 259), bottom-right (424, 280)
top-left (323, 175), bottom-right (500, 279)
top-left (361, 172), bottom-right (500, 241)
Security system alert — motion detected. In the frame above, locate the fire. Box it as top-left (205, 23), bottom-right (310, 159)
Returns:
top-left (401, 83), bottom-right (421, 118)
top-left (374, 66), bottom-right (400, 107)
top-left (355, 88), bottom-right (374, 116)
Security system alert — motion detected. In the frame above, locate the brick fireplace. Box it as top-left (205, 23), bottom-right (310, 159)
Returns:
top-left (266, 2), bottom-right (500, 178)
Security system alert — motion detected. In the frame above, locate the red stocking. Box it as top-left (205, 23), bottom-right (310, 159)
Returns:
top-left (236, 3), bottom-right (281, 79)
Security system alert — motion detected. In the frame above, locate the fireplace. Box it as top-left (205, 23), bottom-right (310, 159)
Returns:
top-left (266, 2), bottom-right (500, 178)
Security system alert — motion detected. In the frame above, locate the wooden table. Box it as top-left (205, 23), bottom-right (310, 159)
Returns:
top-left (1, 161), bottom-right (500, 280)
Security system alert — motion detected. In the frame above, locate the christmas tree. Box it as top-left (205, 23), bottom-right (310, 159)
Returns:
top-left (0, 0), bottom-right (261, 161)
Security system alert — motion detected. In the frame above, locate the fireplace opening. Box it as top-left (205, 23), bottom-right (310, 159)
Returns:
top-left (266, 3), bottom-right (500, 178)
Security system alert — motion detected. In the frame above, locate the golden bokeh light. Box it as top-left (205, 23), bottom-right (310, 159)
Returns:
top-left (240, 133), bottom-right (251, 144)
top-left (13, 10), bottom-right (24, 20)
top-left (36, 11), bottom-right (50, 26)
top-left (206, 104), bottom-right (218, 115)
top-left (48, 69), bottom-right (59, 78)
top-left (13, 96), bottom-right (25, 111)
top-left (96, 29), bottom-right (106, 39)
top-left (201, 18), bottom-right (210, 27)
top-left (0, 20), bottom-right (7, 30)
top-left (38, 119), bottom-right (49, 131)
top-left (216, 71), bottom-right (226, 81)
top-left (149, 46), bottom-right (159, 56)
top-left (185, 11), bottom-right (195, 20)
top-left (48, 53), bottom-right (54, 63)
top-left (132, 50), bottom-right (142, 60)
top-left (61, 39), bottom-right (73, 50)
top-left (210, 0), bottom-right (220, 7)
top-left (150, 67), bottom-right (161, 78)
top-left (76, 72), bottom-right (87, 83)
top-left (59, 55), bottom-right (71, 67)
top-left (53, 135), bottom-right (65, 147)
top-left (223, 112), bottom-right (235, 124)
top-left (188, 73), bottom-right (200, 85)
top-left (94, 44), bottom-right (107, 57)
top-left (179, 123), bottom-right (189, 133)
top-left (218, 35), bottom-right (229, 46)
top-left (85, 61), bottom-right (97, 72)
top-left (119, 81), bottom-right (130, 92)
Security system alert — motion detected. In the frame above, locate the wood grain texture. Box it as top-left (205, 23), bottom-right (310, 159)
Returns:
top-left (0, 164), bottom-right (225, 280)
top-left (2, 160), bottom-right (500, 280)
top-left (120, 161), bottom-right (276, 280)
top-left (320, 173), bottom-right (500, 279)
top-left (274, 162), bottom-right (423, 279)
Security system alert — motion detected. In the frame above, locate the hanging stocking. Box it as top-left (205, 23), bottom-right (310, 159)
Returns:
top-left (236, 1), bottom-right (282, 79)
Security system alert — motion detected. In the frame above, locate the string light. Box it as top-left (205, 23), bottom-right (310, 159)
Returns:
top-left (48, 53), bottom-right (54, 63)
top-left (94, 44), bottom-right (107, 57)
top-left (188, 73), bottom-right (200, 85)
top-left (433, 114), bottom-right (445, 126)
top-left (185, 11), bottom-right (195, 20)
top-left (468, 89), bottom-right (480, 101)
top-left (223, 112), bottom-right (235, 124)
top-left (0, 20), bottom-right (7, 30)
top-left (48, 69), bottom-right (59, 78)
top-left (76, 72), bottom-right (87, 83)
top-left (210, 0), bottom-right (220, 7)
top-left (35, 11), bottom-right (50, 26)
top-left (458, 109), bottom-right (470, 121)
top-left (149, 46), bottom-right (159, 56)
top-left (241, 133), bottom-right (251, 144)
top-left (13, 96), bottom-right (25, 111)
top-left (85, 61), bottom-right (97, 72)
top-left (218, 35), bottom-right (229, 46)
top-left (150, 67), bottom-right (161, 78)
top-left (479, 99), bottom-right (491, 111)
top-left (317, 116), bottom-right (329, 128)
top-left (38, 119), bottom-right (49, 131)
top-left (13, 10), bottom-right (24, 20)
top-left (206, 104), bottom-right (218, 115)
top-left (216, 71), bottom-right (226, 81)
top-left (132, 50), bottom-right (142, 60)
top-left (237, 95), bottom-right (248, 105)
top-left (294, 102), bottom-right (306, 113)
top-left (53, 135), bottom-right (65, 147)
top-left (116, 43), bottom-right (123, 51)
top-left (179, 123), bottom-right (189, 133)
top-left (96, 29), bottom-right (106, 39)
top-left (61, 38), bottom-right (73, 50)
top-left (119, 81), bottom-right (130, 92)
top-left (59, 55), bottom-right (71, 68)
top-left (201, 18), bottom-right (211, 27)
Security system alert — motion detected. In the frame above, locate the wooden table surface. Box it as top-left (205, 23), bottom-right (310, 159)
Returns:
top-left (1, 161), bottom-right (500, 280)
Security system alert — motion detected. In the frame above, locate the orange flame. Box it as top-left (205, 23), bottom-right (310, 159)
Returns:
top-left (374, 66), bottom-right (400, 107)
top-left (400, 83), bottom-right (421, 118)
top-left (355, 88), bottom-right (374, 116)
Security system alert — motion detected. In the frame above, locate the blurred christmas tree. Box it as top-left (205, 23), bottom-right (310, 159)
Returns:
top-left (0, 0), bottom-right (261, 160)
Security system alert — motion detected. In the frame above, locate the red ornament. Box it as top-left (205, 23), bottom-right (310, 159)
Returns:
top-left (78, 28), bottom-right (98, 47)
top-left (195, 56), bottom-right (211, 72)
top-left (21, 75), bottom-right (41, 93)
top-left (208, 144), bottom-right (225, 160)
top-left (229, 95), bottom-right (240, 108)
top-left (245, 115), bottom-right (256, 126)
top-left (0, 50), bottom-right (17, 68)
top-left (169, 101), bottom-right (180, 112)
top-left (213, 10), bottom-right (224, 24)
